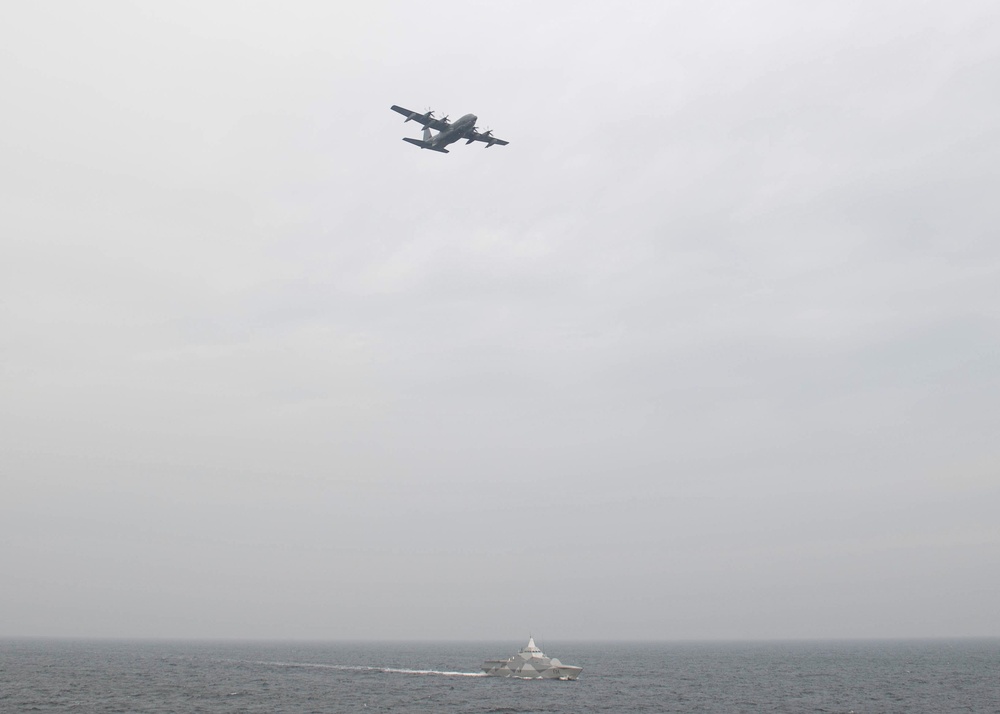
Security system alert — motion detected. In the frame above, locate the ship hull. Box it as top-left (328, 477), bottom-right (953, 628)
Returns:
top-left (482, 661), bottom-right (582, 679)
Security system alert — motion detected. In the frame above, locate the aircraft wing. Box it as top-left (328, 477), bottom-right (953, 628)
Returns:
top-left (390, 105), bottom-right (451, 131)
top-left (465, 128), bottom-right (510, 147)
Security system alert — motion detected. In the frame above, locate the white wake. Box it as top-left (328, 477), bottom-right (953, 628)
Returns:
top-left (256, 660), bottom-right (486, 677)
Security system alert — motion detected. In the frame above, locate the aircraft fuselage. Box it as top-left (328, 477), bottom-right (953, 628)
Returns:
top-left (427, 113), bottom-right (477, 149)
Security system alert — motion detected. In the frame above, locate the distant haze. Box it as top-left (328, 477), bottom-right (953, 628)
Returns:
top-left (2, 1), bottom-right (999, 641)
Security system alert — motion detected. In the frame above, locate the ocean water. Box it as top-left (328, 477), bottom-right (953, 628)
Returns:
top-left (1, 639), bottom-right (997, 713)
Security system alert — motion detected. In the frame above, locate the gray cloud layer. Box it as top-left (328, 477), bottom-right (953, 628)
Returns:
top-left (2, 1), bottom-right (998, 640)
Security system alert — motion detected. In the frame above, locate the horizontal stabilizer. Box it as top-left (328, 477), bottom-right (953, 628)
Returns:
top-left (402, 137), bottom-right (449, 153)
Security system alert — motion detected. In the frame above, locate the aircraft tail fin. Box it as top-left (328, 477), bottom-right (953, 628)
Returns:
top-left (422, 125), bottom-right (433, 142)
top-left (402, 137), bottom-right (449, 153)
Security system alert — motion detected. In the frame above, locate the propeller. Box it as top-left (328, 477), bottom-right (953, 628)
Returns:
top-left (440, 114), bottom-right (450, 124)
top-left (481, 128), bottom-right (496, 147)
top-left (468, 126), bottom-right (493, 144)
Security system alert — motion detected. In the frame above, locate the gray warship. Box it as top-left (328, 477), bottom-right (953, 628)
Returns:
top-left (482, 637), bottom-right (582, 680)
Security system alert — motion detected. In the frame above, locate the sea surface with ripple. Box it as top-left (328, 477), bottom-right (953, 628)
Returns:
top-left (2, 638), bottom-right (997, 713)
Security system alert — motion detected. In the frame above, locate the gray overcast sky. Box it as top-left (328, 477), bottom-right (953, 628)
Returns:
top-left (2, 0), bottom-right (999, 641)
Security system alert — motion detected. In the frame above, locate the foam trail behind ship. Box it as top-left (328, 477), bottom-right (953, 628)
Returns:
top-left (257, 661), bottom-right (486, 677)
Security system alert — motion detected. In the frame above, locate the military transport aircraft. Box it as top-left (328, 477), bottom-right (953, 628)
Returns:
top-left (390, 105), bottom-right (509, 153)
